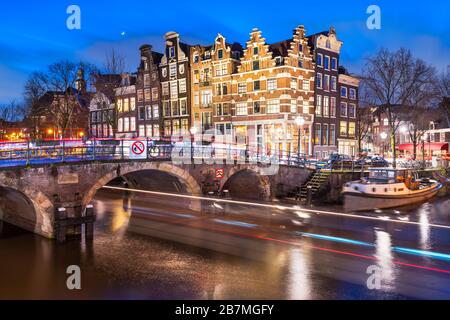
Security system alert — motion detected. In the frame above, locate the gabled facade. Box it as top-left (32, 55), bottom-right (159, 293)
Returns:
top-left (136, 45), bottom-right (163, 138)
top-left (190, 43), bottom-right (214, 133)
top-left (229, 26), bottom-right (315, 156)
top-left (211, 35), bottom-right (242, 141)
top-left (160, 32), bottom-right (191, 138)
top-left (308, 27), bottom-right (358, 158)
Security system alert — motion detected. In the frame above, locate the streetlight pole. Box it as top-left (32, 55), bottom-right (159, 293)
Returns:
top-left (295, 116), bottom-right (305, 162)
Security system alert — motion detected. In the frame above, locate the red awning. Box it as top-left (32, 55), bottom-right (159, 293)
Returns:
top-left (397, 142), bottom-right (448, 151)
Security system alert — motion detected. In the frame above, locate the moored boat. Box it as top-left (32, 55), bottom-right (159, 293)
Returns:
top-left (342, 168), bottom-right (442, 212)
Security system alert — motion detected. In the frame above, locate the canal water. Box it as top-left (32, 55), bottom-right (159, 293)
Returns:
top-left (0, 189), bottom-right (449, 300)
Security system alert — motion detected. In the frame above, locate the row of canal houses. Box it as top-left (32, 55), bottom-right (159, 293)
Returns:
top-left (89, 26), bottom-right (359, 158)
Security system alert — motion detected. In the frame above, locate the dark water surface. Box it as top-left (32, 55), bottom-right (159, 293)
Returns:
top-left (0, 190), bottom-right (449, 300)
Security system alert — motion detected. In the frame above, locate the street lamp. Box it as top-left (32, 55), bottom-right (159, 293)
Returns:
top-left (295, 116), bottom-right (305, 159)
top-left (380, 132), bottom-right (388, 157)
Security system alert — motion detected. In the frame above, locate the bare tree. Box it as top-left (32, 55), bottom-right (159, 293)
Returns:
top-left (355, 106), bottom-right (373, 156)
top-left (437, 66), bottom-right (450, 127)
top-left (24, 60), bottom-right (96, 138)
top-left (362, 48), bottom-right (437, 167)
top-left (403, 107), bottom-right (430, 160)
top-left (90, 49), bottom-right (127, 137)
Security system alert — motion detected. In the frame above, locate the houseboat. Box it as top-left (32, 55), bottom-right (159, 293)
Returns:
top-left (342, 168), bottom-right (442, 212)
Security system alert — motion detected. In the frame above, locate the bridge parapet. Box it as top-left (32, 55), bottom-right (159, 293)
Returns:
top-left (0, 156), bottom-right (312, 239)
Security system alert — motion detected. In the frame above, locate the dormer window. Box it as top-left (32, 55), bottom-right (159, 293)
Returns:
top-left (253, 60), bottom-right (260, 71)
top-left (326, 39), bottom-right (331, 49)
top-left (275, 57), bottom-right (283, 66)
top-left (169, 47), bottom-right (175, 58)
top-left (218, 49), bottom-right (223, 59)
top-left (194, 54), bottom-right (199, 63)
top-left (204, 51), bottom-right (211, 59)
top-left (299, 43), bottom-right (303, 53)
top-left (253, 47), bottom-right (259, 55)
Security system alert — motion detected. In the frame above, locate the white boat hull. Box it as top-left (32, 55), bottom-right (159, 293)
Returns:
top-left (343, 183), bottom-right (442, 212)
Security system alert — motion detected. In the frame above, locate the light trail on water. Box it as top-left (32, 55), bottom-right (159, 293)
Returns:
top-left (103, 186), bottom-right (450, 230)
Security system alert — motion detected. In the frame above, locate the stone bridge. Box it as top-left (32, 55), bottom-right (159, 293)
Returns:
top-left (0, 160), bottom-right (312, 238)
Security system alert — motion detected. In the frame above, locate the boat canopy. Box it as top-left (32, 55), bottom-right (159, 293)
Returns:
top-left (368, 168), bottom-right (417, 183)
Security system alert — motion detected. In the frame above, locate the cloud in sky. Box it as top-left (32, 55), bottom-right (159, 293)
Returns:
top-left (0, 0), bottom-right (449, 104)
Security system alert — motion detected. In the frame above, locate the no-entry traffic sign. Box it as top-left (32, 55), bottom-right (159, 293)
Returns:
top-left (130, 141), bottom-right (147, 159)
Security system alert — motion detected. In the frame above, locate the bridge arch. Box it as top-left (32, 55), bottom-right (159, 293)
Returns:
top-left (82, 162), bottom-right (202, 209)
top-left (0, 184), bottom-right (54, 238)
top-left (220, 166), bottom-right (272, 201)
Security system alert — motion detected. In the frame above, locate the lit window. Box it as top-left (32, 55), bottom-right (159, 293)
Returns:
top-left (290, 78), bottom-right (297, 90)
top-left (340, 121), bottom-right (347, 136)
top-left (348, 122), bottom-right (355, 137)
top-left (267, 100), bottom-right (280, 114)
top-left (236, 103), bottom-right (248, 116)
top-left (268, 78), bottom-right (277, 90)
top-left (316, 95), bottom-right (322, 116)
top-left (238, 83), bottom-right (246, 94)
top-left (153, 105), bottom-right (159, 119)
top-left (144, 89), bottom-right (151, 101)
top-left (302, 80), bottom-right (309, 91)
top-left (169, 63), bottom-right (177, 78)
top-left (179, 79), bottom-right (186, 93)
top-left (340, 102), bottom-right (348, 117)
top-left (152, 88), bottom-right (159, 100)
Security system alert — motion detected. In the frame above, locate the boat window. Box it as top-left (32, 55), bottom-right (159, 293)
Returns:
top-left (384, 188), bottom-right (388, 192)
top-left (372, 188), bottom-right (376, 192)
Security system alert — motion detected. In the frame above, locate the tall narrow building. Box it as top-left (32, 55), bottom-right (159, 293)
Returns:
top-left (230, 26), bottom-right (315, 156)
top-left (159, 32), bottom-right (192, 138)
top-left (308, 27), bottom-right (343, 158)
top-left (211, 34), bottom-right (242, 141)
top-left (135, 44), bottom-right (163, 138)
top-left (190, 43), bottom-right (214, 133)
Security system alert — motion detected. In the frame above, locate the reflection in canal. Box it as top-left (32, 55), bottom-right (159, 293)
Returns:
top-left (0, 189), bottom-right (449, 299)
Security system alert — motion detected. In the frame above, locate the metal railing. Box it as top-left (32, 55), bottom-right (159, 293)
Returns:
top-left (0, 139), bottom-right (315, 169)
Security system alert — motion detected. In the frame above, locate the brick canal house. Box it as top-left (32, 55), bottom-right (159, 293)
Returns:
top-left (88, 26), bottom-right (359, 158)
top-left (190, 43), bottom-right (214, 133)
top-left (190, 34), bottom-right (243, 139)
top-left (115, 73), bottom-right (137, 138)
top-left (308, 27), bottom-right (358, 158)
top-left (337, 70), bottom-right (359, 156)
top-left (89, 73), bottom-right (122, 138)
top-left (160, 32), bottom-right (192, 138)
top-left (229, 26), bottom-right (315, 156)
top-left (135, 44), bottom-right (163, 138)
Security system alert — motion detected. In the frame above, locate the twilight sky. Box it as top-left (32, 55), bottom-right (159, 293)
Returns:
top-left (0, 0), bottom-right (449, 104)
